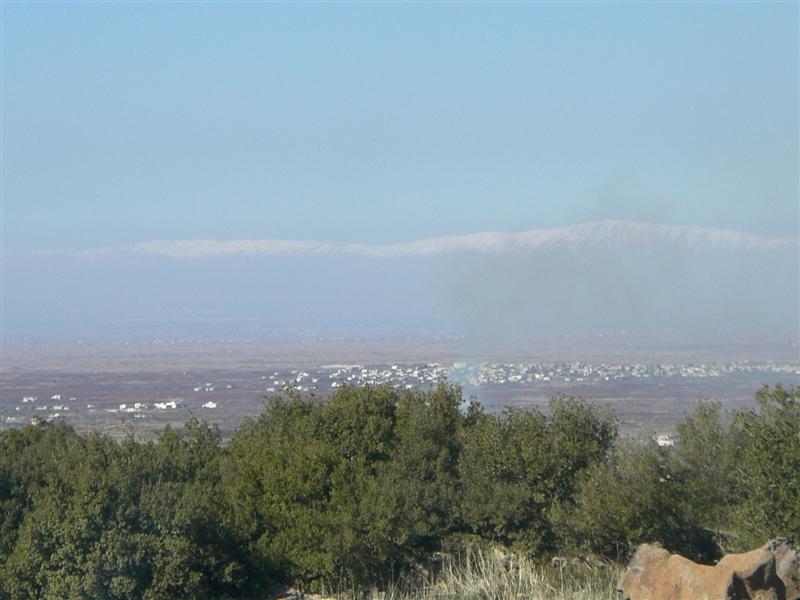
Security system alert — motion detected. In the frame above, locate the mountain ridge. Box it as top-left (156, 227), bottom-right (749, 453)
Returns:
top-left (117, 220), bottom-right (796, 259)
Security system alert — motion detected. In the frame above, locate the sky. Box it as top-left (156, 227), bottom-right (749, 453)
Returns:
top-left (2, 3), bottom-right (798, 346)
top-left (2, 2), bottom-right (798, 256)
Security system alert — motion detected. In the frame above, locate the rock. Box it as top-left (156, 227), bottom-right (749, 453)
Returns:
top-left (618, 539), bottom-right (799, 600)
top-left (771, 539), bottom-right (800, 600)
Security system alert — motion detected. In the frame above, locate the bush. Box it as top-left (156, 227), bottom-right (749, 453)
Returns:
top-left (734, 385), bottom-right (800, 548)
top-left (559, 438), bottom-right (717, 563)
top-left (2, 383), bottom-right (798, 596)
top-left (561, 387), bottom-right (800, 562)
top-left (459, 397), bottom-right (616, 555)
top-left (224, 382), bottom-right (466, 588)
top-left (0, 420), bottom-right (252, 599)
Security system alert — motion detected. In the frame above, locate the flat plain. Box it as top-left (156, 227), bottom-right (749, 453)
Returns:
top-left (2, 336), bottom-right (797, 440)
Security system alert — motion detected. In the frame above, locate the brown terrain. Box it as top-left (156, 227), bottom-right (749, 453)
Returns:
top-left (2, 338), bottom-right (798, 441)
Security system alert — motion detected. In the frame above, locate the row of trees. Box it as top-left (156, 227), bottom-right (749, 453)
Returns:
top-left (1, 383), bottom-right (797, 598)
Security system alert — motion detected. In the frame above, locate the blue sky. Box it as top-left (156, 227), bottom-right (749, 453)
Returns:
top-left (2, 2), bottom-right (798, 255)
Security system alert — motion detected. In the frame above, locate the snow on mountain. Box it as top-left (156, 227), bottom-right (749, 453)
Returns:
top-left (7, 221), bottom-right (797, 341)
top-left (122, 221), bottom-right (795, 259)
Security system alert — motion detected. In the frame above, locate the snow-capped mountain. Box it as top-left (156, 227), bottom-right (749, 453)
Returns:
top-left (120, 221), bottom-right (794, 259)
top-left (6, 221), bottom-right (798, 341)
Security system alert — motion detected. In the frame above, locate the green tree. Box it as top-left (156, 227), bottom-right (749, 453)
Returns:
top-left (1, 420), bottom-right (251, 600)
top-left (560, 438), bottom-right (717, 562)
top-left (460, 397), bottom-right (616, 555)
top-left (735, 385), bottom-right (800, 548)
top-left (671, 400), bottom-right (746, 551)
top-left (224, 382), bottom-right (466, 588)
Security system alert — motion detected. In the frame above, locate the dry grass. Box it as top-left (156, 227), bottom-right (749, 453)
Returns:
top-left (316, 546), bottom-right (621, 600)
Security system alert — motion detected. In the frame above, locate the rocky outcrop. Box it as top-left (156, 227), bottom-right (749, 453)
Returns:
top-left (618, 539), bottom-right (799, 600)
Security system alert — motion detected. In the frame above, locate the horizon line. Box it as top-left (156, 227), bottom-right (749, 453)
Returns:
top-left (22, 220), bottom-right (800, 260)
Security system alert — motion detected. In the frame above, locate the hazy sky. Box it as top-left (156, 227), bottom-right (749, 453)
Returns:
top-left (3, 2), bottom-right (798, 255)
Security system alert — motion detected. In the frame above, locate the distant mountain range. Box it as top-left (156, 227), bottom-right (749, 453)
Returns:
top-left (6, 221), bottom-right (798, 343)
top-left (77, 221), bottom-right (796, 259)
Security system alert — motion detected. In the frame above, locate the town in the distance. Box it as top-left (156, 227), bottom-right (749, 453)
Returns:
top-left (3, 346), bottom-right (798, 441)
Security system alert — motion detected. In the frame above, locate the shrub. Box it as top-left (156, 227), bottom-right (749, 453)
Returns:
top-left (3, 383), bottom-right (797, 596)
top-left (560, 437), bottom-right (717, 563)
top-left (224, 382), bottom-right (465, 588)
top-left (0, 420), bottom-right (251, 599)
top-left (734, 385), bottom-right (800, 548)
top-left (459, 397), bottom-right (616, 555)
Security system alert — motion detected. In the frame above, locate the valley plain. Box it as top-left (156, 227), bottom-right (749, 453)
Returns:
top-left (3, 336), bottom-right (797, 440)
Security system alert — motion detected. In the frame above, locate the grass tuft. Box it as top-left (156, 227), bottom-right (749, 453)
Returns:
top-left (320, 546), bottom-right (620, 600)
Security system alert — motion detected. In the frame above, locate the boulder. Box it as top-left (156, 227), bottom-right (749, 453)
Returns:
top-left (771, 539), bottom-right (800, 600)
top-left (618, 539), bottom-right (798, 600)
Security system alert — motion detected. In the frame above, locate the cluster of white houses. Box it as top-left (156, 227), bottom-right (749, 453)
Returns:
top-left (451, 360), bottom-right (800, 387)
top-left (7, 360), bottom-right (797, 428)
top-left (242, 360), bottom-right (800, 394)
